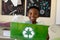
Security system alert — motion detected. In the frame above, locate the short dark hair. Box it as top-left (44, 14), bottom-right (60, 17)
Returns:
top-left (27, 6), bottom-right (40, 12)
top-left (27, 6), bottom-right (40, 16)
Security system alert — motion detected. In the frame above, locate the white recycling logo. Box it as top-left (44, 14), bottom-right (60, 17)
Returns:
top-left (22, 27), bottom-right (35, 38)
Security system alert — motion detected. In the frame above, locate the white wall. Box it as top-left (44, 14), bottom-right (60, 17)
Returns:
top-left (56, 0), bottom-right (60, 24)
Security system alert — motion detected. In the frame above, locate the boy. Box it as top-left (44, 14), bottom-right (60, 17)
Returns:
top-left (26, 6), bottom-right (49, 40)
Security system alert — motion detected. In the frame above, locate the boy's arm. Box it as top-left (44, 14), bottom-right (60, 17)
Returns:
top-left (0, 22), bottom-right (10, 27)
top-left (47, 34), bottom-right (49, 40)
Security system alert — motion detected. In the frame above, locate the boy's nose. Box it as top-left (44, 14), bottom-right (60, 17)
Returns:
top-left (31, 13), bottom-right (35, 17)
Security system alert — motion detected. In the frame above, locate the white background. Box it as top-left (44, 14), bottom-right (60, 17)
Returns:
top-left (56, 0), bottom-right (60, 24)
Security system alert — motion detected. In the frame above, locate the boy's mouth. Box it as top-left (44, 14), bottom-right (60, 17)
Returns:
top-left (30, 17), bottom-right (36, 20)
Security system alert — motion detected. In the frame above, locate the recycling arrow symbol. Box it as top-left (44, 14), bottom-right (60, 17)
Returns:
top-left (22, 27), bottom-right (35, 38)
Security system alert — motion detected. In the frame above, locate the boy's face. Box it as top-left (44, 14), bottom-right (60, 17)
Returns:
top-left (28, 8), bottom-right (39, 22)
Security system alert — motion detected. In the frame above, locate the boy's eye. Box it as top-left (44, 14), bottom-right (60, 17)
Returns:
top-left (29, 13), bottom-right (32, 15)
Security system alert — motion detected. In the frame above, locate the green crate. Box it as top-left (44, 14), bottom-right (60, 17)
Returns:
top-left (10, 22), bottom-right (49, 40)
